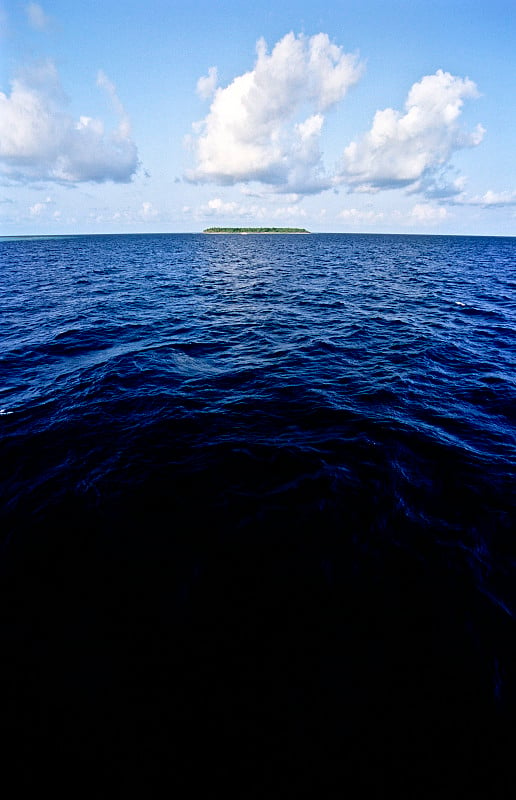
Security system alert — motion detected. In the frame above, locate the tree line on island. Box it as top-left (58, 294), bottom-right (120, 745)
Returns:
top-left (203, 227), bottom-right (310, 234)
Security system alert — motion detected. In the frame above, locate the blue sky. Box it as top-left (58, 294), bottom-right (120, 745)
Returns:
top-left (1, 0), bottom-right (515, 235)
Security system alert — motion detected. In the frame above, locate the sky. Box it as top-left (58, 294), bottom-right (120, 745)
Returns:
top-left (1, 0), bottom-right (515, 235)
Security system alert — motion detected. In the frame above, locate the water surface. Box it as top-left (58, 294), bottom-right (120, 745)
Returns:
top-left (1, 233), bottom-right (515, 792)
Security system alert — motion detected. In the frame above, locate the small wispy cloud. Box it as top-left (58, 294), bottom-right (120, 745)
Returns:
top-left (26, 3), bottom-right (50, 31)
top-left (196, 67), bottom-right (218, 100)
top-left (88, 202), bottom-right (160, 225)
top-left (408, 203), bottom-right (449, 224)
top-left (97, 70), bottom-right (131, 138)
top-left (29, 195), bottom-right (53, 216)
top-left (457, 189), bottom-right (516, 207)
top-left (139, 201), bottom-right (159, 219)
top-left (192, 196), bottom-right (308, 221)
top-left (338, 207), bottom-right (384, 223)
top-left (202, 197), bottom-right (241, 215)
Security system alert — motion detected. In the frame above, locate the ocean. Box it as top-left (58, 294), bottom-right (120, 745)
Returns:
top-left (1, 232), bottom-right (515, 793)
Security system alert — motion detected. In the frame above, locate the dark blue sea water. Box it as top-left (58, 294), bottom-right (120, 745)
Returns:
top-left (1, 232), bottom-right (515, 793)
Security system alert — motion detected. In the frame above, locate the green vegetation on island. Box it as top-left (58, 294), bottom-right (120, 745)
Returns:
top-left (203, 227), bottom-right (310, 234)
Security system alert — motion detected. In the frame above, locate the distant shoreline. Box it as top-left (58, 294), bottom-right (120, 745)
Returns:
top-left (203, 227), bottom-right (310, 234)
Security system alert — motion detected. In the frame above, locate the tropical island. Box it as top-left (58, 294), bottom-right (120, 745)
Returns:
top-left (203, 227), bottom-right (310, 234)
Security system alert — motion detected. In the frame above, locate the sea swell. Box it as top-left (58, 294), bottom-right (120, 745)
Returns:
top-left (1, 232), bottom-right (515, 792)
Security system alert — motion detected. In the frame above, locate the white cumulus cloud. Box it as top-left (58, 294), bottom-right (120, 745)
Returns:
top-left (187, 32), bottom-right (362, 193)
top-left (340, 69), bottom-right (484, 195)
top-left (0, 60), bottom-right (139, 184)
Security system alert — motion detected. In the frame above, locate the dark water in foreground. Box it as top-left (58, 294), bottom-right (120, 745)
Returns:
top-left (1, 233), bottom-right (515, 793)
